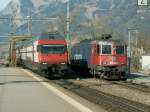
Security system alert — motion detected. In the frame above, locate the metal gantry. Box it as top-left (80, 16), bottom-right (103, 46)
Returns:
top-left (9, 36), bottom-right (32, 66)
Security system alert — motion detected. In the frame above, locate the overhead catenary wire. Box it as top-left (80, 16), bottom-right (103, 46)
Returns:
top-left (0, 16), bottom-right (57, 36)
top-left (0, 17), bottom-right (57, 21)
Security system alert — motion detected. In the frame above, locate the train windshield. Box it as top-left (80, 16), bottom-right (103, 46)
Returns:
top-left (116, 45), bottom-right (125, 55)
top-left (102, 45), bottom-right (112, 54)
top-left (38, 45), bottom-right (67, 54)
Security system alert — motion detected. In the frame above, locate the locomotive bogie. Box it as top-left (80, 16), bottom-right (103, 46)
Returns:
top-left (89, 65), bottom-right (127, 79)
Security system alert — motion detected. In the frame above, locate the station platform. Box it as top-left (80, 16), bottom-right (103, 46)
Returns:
top-left (0, 67), bottom-right (104, 112)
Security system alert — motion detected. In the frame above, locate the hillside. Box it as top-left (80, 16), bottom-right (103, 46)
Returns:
top-left (0, 0), bottom-right (150, 41)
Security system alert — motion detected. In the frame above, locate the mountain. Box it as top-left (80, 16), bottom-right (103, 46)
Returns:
top-left (0, 0), bottom-right (150, 42)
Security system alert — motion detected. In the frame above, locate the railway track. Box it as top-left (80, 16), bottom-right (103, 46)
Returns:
top-left (65, 72), bottom-right (150, 94)
top-left (111, 81), bottom-right (150, 93)
top-left (77, 78), bottom-right (150, 94)
top-left (32, 69), bottom-right (150, 112)
top-left (52, 79), bottom-right (150, 112)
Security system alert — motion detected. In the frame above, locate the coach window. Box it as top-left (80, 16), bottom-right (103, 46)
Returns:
top-left (102, 45), bottom-right (112, 54)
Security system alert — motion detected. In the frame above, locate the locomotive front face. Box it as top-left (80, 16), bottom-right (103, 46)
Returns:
top-left (96, 41), bottom-right (127, 67)
top-left (91, 41), bottom-right (127, 79)
top-left (37, 44), bottom-right (68, 65)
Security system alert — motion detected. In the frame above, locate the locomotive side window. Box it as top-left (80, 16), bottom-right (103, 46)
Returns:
top-left (102, 45), bottom-right (112, 54)
top-left (116, 45), bottom-right (124, 55)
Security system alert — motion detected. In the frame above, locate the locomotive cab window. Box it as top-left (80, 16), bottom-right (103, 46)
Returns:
top-left (116, 45), bottom-right (124, 55)
top-left (39, 45), bottom-right (67, 54)
top-left (102, 45), bottom-right (112, 54)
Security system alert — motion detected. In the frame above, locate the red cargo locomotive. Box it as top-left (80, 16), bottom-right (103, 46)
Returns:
top-left (70, 38), bottom-right (127, 79)
top-left (16, 32), bottom-right (68, 76)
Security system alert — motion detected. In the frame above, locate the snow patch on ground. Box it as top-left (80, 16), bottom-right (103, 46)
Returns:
top-left (127, 73), bottom-right (150, 86)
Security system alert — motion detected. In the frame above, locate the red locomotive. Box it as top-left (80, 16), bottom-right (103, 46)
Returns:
top-left (70, 36), bottom-right (127, 79)
top-left (16, 32), bottom-right (68, 77)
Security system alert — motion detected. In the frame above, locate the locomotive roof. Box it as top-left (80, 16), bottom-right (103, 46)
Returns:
top-left (72, 39), bottom-right (125, 48)
top-left (32, 32), bottom-right (65, 41)
top-left (16, 32), bottom-right (66, 48)
top-left (80, 39), bottom-right (125, 44)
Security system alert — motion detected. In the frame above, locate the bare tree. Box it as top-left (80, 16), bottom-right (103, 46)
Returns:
top-left (87, 15), bottom-right (113, 38)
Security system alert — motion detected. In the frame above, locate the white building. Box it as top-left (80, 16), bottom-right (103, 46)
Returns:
top-left (141, 56), bottom-right (150, 71)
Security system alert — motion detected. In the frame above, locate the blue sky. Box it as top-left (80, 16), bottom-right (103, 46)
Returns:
top-left (0, 0), bottom-right (11, 10)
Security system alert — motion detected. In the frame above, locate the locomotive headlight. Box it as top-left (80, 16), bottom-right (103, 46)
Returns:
top-left (42, 62), bottom-right (47, 64)
top-left (61, 62), bottom-right (66, 65)
top-left (102, 61), bottom-right (107, 65)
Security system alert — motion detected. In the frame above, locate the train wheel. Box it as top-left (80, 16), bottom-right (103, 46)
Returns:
top-left (37, 67), bottom-right (47, 77)
top-left (92, 69), bottom-right (96, 78)
top-left (121, 72), bottom-right (127, 81)
top-left (58, 69), bottom-right (65, 77)
top-left (99, 73), bottom-right (104, 79)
